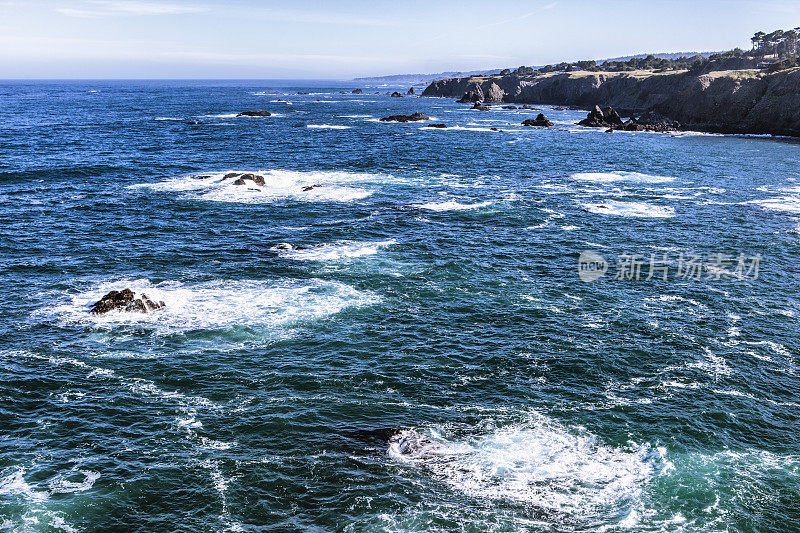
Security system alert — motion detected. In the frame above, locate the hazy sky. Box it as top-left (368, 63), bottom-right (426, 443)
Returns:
top-left (0, 0), bottom-right (798, 78)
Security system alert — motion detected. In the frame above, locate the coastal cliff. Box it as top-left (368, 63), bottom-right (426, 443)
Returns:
top-left (422, 68), bottom-right (800, 136)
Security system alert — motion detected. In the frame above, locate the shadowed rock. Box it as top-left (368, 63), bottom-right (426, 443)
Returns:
top-left (90, 289), bottom-right (165, 315)
top-left (578, 105), bottom-right (624, 128)
top-left (390, 91), bottom-right (403, 97)
top-left (522, 113), bottom-right (554, 127)
top-left (428, 123), bottom-right (447, 128)
top-left (236, 111), bottom-right (272, 117)
top-left (380, 112), bottom-right (430, 122)
top-left (352, 89), bottom-right (363, 94)
top-left (457, 91), bottom-right (481, 103)
top-left (407, 87), bottom-right (415, 95)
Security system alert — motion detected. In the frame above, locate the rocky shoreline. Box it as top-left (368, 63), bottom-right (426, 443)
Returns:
top-left (422, 68), bottom-right (800, 137)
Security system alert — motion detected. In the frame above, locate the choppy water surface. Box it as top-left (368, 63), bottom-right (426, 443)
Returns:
top-left (1, 80), bottom-right (799, 532)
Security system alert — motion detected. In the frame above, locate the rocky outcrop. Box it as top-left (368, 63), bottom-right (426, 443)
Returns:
top-left (422, 68), bottom-right (800, 136)
top-left (90, 289), bottom-right (165, 315)
top-left (522, 113), bottom-right (554, 127)
top-left (483, 82), bottom-right (504, 103)
top-left (390, 91), bottom-right (403, 97)
top-left (407, 87), bottom-right (415, 95)
top-left (352, 89), bottom-right (363, 94)
top-left (457, 91), bottom-right (482, 103)
top-left (380, 112), bottom-right (430, 122)
top-left (578, 105), bottom-right (624, 128)
top-left (428, 123), bottom-right (447, 128)
top-left (471, 103), bottom-right (490, 111)
top-left (236, 111), bottom-right (271, 117)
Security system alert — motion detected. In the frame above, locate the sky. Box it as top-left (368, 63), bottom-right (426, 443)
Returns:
top-left (0, 0), bottom-right (798, 79)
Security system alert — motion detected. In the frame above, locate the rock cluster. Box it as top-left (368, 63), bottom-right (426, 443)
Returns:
top-left (90, 289), bottom-right (165, 315)
top-left (222, 173), bottom-right (266, 186)
top-left (578, 106), bottom-right (680, 132)
top-left (390, 92), bottom-right (403, 97)
top-left (578, 105), bottom-right (624, 128)
top-left (471, 103), bottom-right (490, 111)
top-left (379, 112), bottom-right (430, 122)
top-left (522, 113), bottom-right (554, 127)
top-left (457, 91), bottom-right (481, 103)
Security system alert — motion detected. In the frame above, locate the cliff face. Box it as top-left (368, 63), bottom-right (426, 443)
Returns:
top-left (422, 69), bottom-right (800, 136)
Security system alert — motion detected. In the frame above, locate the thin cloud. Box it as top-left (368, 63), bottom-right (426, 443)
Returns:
top-left (57, 1), bottom-right (208, 17)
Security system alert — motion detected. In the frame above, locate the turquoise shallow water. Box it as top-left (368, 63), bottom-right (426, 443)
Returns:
top-left (1, 80), bottom-right (799, 532)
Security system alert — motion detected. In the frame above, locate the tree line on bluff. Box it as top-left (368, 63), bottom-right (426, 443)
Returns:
top-left (472, 28), bottom-right (800, 78)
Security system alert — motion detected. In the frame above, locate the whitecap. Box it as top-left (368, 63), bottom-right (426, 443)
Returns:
top-left (748, 196), bottom-right (800, 213)
top-left (416, 200), bottom-right (492, 212)
top-left (306, 124), bottom-right (351, 129)
top-left (273, 240), bottom-right (395, 261)
top-left (581, 200), bottom-right (675, 218)
top-left (388, 414), bottom-right (668, 522)
top-left (130, 170), bottom-right (376, 204)
top-left (571, 171), bottom-right (675, 184)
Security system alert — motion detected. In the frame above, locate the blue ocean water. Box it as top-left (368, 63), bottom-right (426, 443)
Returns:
top-left (1, 79), bottom-right (799, 532)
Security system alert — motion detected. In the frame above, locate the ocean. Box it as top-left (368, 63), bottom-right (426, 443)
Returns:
top-left (0, 79), bottom-right (798, 532)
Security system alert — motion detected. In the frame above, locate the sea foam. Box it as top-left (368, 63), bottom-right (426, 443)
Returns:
top-left (571, 171), bottom-right (676, 184)
top-left (581, 200), bottom-right (675, 218)
top-left (46, 278), bottom-right (377, 335)
top-left (388, 414), bottom-right (668, 524)
top-left (273, 240), bottom-right (396, 261)
top-left (130, 170), bottom-right (377, 204)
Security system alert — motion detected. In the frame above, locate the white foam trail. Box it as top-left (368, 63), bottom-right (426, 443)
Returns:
top-left (748, 196), bottom-right (800, 213)
top-left (416, 200), bottom-right (492, 212)
top-left (130, 170), bottom-right (377, 204)
top-left (306, 124), bottom-right (351, 129)
top-left (571, 171), bottom-right (676, 184)
top-left (389, 415), bottom-right (668, 523)
top-left (273, 240), bottom-right (395, 261)
top-left (44, 278), bottom-right (377, 335)
top-left (154, 117), bottom-right (182, 121)
top-left (581, 200), bottom-right (675, 218)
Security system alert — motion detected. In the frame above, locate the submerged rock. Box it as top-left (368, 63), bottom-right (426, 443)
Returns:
top-left (90, 289), bottom-right (165, 315)
top-left (380, 112), bottom-right (430, 122)
top-left (502, 105), bottom-right (518, 110)
top-left (522, 113), bottom-right (554, 127)
top-left (428, 123), bottom-right (447, 128)
top-left (236, 111), bottom-right (272, 117)
top-left (471, 103), bottom-right (490, 111)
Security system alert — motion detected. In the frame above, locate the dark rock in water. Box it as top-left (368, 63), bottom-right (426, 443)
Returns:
top-left (352, 89), bottom-right (363, 94)
top-left (522, 104), bottom-right (534, 109)
top-left (296, 91), bottom-right (309, 95)
top-left (90, 289), bottom-right (165, 315)
top-left (390, 91), bottom-right (403, 97)
top-left (236, 111), bottom-right (272, 117)
top-left (407, 87), bottom-right (415, 95)
top-left (471, 103), bottom-right (490, 111)
top-left (554, 106), bottom-right (567, 111)
top-left (578, 105), bottom-right (624, 128)
top-left (631, 110), bottom-right (681, 132)
top-left (457, 91), bottom-right (481, 103)
top-left (231, 173), bottom-right (266, 187)
top-left (522, 113), bottom-right (554, 127)
top-left (192, 175), bottom-right (212, 180)
top-left (428, 123), bottom-right (447, 128)
top-left (380, 112), bottom-right (430, 122)
top-left (490, 127), bottom-right (502, 131)
top-left (502, 105), bottom-right (518, 110)
top-left (302, 185), bottom-right (320, 191)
